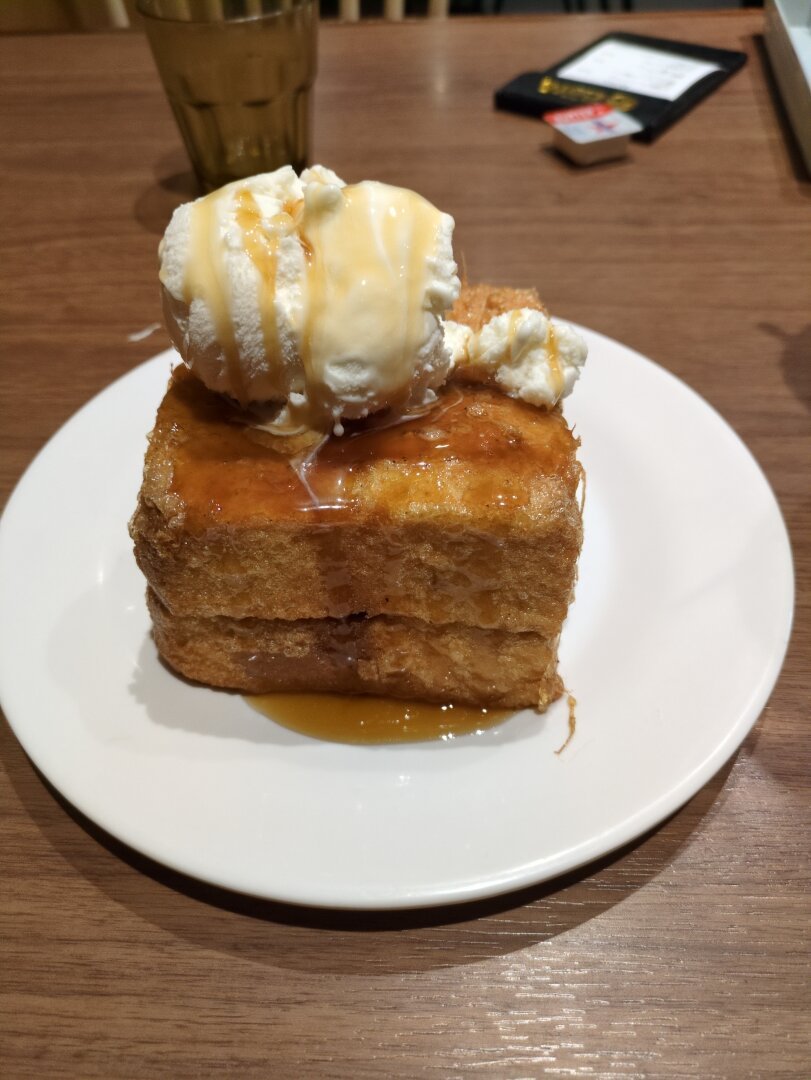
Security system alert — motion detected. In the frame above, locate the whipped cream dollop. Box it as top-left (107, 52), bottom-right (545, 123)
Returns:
top-left (445, 309), bottom-right (587, 408)
top-left (159, 165), bottom-right (460, 433)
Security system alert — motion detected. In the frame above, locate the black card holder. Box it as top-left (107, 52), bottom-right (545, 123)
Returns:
top-left (494, 32), bottom-right (747, 142)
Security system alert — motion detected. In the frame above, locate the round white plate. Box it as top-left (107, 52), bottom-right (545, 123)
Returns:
top-left (0, 332), bottom-right (794, 910)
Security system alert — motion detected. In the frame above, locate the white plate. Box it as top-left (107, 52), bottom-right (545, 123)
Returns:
top-left (0, 332), bottom-right (794, 910)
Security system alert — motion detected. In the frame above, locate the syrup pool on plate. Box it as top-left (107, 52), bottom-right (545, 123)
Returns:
top-left (247, 692), bottom-right (513, 744)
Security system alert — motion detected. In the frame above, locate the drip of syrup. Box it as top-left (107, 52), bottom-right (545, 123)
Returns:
top-left (183, 190), bottom-right (246, 403)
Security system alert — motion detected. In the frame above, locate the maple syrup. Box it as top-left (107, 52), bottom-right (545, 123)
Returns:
top-left (234, 188), bottom-right (284, 367)
top-left (247, 691), bottom-right (512, 745)
top-left (167, 367), bottom-right (578, 531)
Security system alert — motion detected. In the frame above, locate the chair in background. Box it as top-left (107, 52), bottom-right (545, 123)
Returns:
top-left (0, 0), bottom-right (451, 31)
top-left (337, 0), bottom-right (449, 18)
top-left (0, 0), bottom-right (134, 33)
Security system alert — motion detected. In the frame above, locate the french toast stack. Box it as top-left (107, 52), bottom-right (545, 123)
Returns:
top-left (130, 285), bottom-right (583, 709)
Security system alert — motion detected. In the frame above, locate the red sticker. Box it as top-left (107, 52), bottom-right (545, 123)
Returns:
top-left (543, 104), bottom-right (614, 126)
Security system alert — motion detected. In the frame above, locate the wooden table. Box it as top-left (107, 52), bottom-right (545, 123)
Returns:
top-left (1, 12), bottom-right (808, 1077)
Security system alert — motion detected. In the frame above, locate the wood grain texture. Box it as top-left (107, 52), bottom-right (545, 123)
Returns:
top-left (0, 14), bottom-right (809, 1079)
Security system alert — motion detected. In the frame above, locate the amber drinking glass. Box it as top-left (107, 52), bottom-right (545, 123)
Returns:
top-left (137, 0), bottom-right (317, 191)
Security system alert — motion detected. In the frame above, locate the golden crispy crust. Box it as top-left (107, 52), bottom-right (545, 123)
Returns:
top-left (447, 283), bottom-right (546, 331)
top-left (130, 380), bottom-right (582, 632)
top-left (148, 589), bottom-right (562, 709)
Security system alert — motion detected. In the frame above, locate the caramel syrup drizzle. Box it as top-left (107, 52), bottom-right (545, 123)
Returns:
top-left (234, 188), bottom-right (282, 371)
top-left (184, 192), bottom-right (247, 404)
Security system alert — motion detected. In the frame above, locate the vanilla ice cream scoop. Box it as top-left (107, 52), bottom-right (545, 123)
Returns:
top-left (159, 165), bottom-right (460, 433)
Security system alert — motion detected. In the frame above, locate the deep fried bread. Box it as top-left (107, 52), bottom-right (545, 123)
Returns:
top-left (147, 589), bottom-right (562, 709)
top-left (130, 377), bottom-right (582, 634)
top-left (447, 283), bottom-right (546, 331)
top-left (130, 284), bottom-right (583, 708)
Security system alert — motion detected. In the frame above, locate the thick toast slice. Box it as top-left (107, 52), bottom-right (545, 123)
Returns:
top-left (131, 368), bottom-right (581, 633)
top-left (130, 284), bottom-right (583, 707)
top-left (147, 589), bottom-right (562, 709)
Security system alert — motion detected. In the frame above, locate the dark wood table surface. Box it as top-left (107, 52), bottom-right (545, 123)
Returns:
top-left (1, 12), bottom-right (809, 1078)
